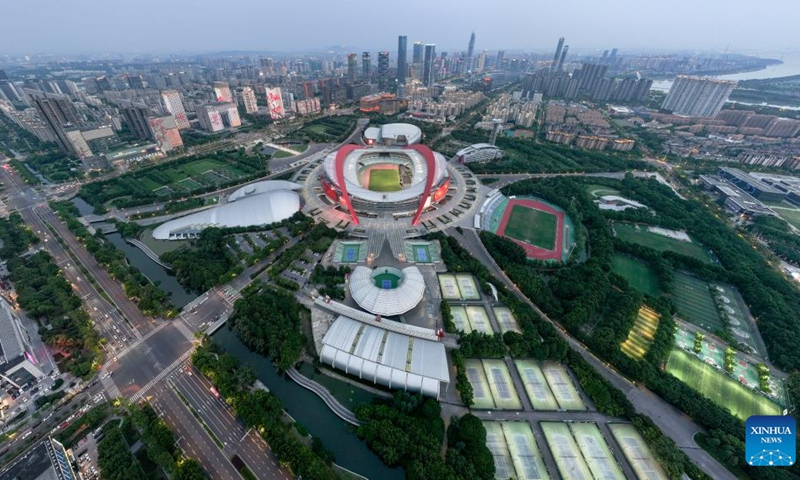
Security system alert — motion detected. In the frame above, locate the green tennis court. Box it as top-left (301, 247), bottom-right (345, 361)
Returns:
top-left (373, 271), bottom-right (400, 289)
top-left (666, 349), bottom-right (781, 420)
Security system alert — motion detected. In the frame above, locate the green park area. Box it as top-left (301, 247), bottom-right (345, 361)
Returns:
top-left (666, 349), bottom-right (781, 420)
top-left (772, 206), bottom-right (800, 230)
top-left (296, 116), bottom-right (356, 142)
top-left (672, 272), bottom-right (723, 331)
top-left (368, 169), bottom-right (401, 192)
top-left (584, 184), bottom-right (621, 198)
top-left (79, 151), bottom-right (265, 211)
top-left (611, 254), bottom-right (661, 296)
top-left (504, 205), bottom-right (557, 250)
top-left (614, 223), bottom-right (712, 263)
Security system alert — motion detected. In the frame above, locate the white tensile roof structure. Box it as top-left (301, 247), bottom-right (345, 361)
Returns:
top-left (349, 266), bottom-right (425, 316)
top-left (363, 123), bottom-right (422, 146)
top-left (320, 316), bottom-right (449, 398)
top-left (227, 180), bottom-right (302, 202)
top-left (152, 188), bottom-right (300, 240)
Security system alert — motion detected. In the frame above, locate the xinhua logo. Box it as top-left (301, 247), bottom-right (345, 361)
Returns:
top-left (746, 415), bottom-right (795, 466)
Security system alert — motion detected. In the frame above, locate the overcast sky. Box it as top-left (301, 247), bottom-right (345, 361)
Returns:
top-left (1, 0), bottom-right (797, 56)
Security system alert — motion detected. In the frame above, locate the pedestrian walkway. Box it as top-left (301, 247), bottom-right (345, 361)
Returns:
top-left (285, 367), bottom-right (362, 426)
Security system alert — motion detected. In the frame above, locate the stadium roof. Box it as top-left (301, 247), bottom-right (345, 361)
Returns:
top-left (349, 266), bottom-right (425, 316)
top-left (228, 180), bottom-right (302, 202)
top-left (152, 189), bottom-right (299, 240)
top-left (320, 315), bottom-right (449, 398)
top-left (363, 123), bottom-right (422, 146)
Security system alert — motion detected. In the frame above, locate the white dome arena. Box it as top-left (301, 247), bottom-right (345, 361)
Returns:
top-left (349, 266), bottom-right (425, 316)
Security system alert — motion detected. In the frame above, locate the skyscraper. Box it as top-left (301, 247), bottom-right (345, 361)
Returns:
top-left (377, 52), bottom-right (390, 91)
top-left (423, 44), bottom-right (436, 87)
top-left (557, 45), bottom-right (569, 72)
top-left (347, 54), bottom-right (358, 84)
top-left (552, 37), bottom-right (565, 71)
top-left (24, 89), bottom-right (82, 157)
top-left (412, 42), bottom-right (424, 64)
top-left (362, 52), bottom-right (371, 81)
top-left (662, 76), bottom-right (737, 117)
top-left (476, 51), bottom-right (487, 73)
top-left (120, 103), bottom-right (152, 139)
top-left (161, 90), bottom-right (190, 129)
top-left (495, 50), bottom-right (505, 69)
top-left (397, 36), bottom-right (408, 86)
top-left (241, 86), bottom-right (258, 114)
top-left (213, 81), bottom-right (233, 102)
top-left (466, 32), bottom-right (476, 73)
top-left (148, 115), bottom-right (183, 152)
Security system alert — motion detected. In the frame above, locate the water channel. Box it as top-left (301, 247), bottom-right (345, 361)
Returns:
top-left (70, 196), bottom-right (400, 480)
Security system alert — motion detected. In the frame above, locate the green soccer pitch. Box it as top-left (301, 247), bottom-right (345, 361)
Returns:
top-left (368, 168), bottom-right (401, 192)
top-left (504, 205), bottom-right (557, 250)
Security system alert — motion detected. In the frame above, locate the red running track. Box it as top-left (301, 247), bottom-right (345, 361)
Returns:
top-left (496, 199), bottom-right (564, 261)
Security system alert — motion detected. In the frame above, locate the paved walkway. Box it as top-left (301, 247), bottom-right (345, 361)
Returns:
top-left (285, 367), bottom-right (362, 426)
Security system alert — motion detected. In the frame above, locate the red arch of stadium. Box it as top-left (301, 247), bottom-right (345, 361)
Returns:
top-left (331, 144), bottom-right (440, 226)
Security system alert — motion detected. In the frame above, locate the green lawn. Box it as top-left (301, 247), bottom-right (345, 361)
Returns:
top-left (672, 272), bottom-right (723, 331)
top-left (273, 150), bottom-right (294, 159)
top-left (666, 349), bottom-right (781, 420)
top-left (368, 168), bottom-right (401, 192)
top-left (611, 254), bottom-right (661, 296)
top-left (614, 223), bottom-right (712, 263)
top-left (584, 184), bottom-right (621, 198)
top-left (181, 158), bottom-right (225, 176)
top-left (504, 205), bottom-right (557, 250)
top-left (773, 206), bottom-right (800, 230)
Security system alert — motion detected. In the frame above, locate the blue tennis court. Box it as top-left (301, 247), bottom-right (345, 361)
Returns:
top-left (342, 244), bottom-right (360, 263)
top-left (381, 280), bottom-right (392, 289)
top-left (415, 246), bottom-right (428, 262)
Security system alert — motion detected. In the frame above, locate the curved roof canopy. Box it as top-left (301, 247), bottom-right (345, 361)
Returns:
top-left (152, 189), bottom-right (299, 240)
top-left (228, 180), bottom-right (302, 202)
top-left (349, 266), bottom-right (425, 316)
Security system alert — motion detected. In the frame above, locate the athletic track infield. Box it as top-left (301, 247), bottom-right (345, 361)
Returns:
top-left (497, 199), bottom-right (565, 261)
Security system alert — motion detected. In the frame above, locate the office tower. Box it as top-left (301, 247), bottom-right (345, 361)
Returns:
top-left (347, 54), bottom-right (358, 83)
top-left (423, 44), bottom-right (436, 87)
top-left (120, 103), bottom-right (152, 139)
top-left (495, 50), bottom-right (505, 69)
top-left (241, 86), bottom-right (258, 114)
top-left (610, 48), bottom-right (619, 64)
top-left (466, 32), bottom-right (476, 72)
top-left (397, 36), bottom-right (408, 85)
top-left (362, 52), bottom-right (371, 81)
top-left (476, 51), bottom-right (487, 73)
top-left (412, 42), bottom-right (424, 64)
top-left (662, 75), bottom-right (737, 117)
top-left (196, 103), bottom-right (240, 132)
top-left (148, 116), bottom-right (183, 152)
top-left (557, 45), bottom-right (569, 71)
top-left (552, 37), bottom-right (565, 71)
top-left (160, 90), bottom-right (190, 129)
top-left (25, 89), bottom-right (82, 157)
top-left (213, 81), bottom-right (233, 102)
top-left (265, 87), bottom-right (285, 120)
top-left (377, 52), bottom-right (390, 91)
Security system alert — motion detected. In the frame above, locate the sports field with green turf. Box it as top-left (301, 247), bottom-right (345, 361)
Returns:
top-left (504, 205), bottom-right (557, 250)
top-left (672, 272), bottom-right (723, 331)
top-left (666, 348), bottom-right (781, 420)
top-left (368, 168), bottom-right (401, 192)
top-left (614, 223), bottom-right (712, 263)
top-left (611, 254), bottom-right (661, 296)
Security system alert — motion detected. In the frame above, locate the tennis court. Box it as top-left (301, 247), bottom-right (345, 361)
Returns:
top-left (438, 274), bottom-right (461, 300)
top-left (338, 242), bottom-right (362, 263)
top-left (456, 274), bottom-right (481, 300)
top-left (466, 305), bottom-right (494, 334)
top-left (609, 424), bottom-right (668, 480)
top-left (493, 307), bottom-right (521, 333)
top-left (374, 271), bottom-right (400, 289)
top-left (449, 306), bottom-right (472, 333)
top-left (569, 423), bottom-right (625, 480)
top-left (542, 362), bottom-right (586, 410)
top-left (514, 360), bottom-right (559, 410)
top-left (502, 422), bottom-right (550, 480)
top-left (413, 244), bottom-right (430, 262)
top-left (465, 360), bottom-right (495, 409)
top-left (542, 422), bottom-right (593, 480)
top-left (666, 348), bottom-right (781, 420)
top-left (621, 306), bottom-right (660, 360)
top-left (483, 359), bottom-right (522, 410)
top-left (483, 422), bottom-right (516, 480)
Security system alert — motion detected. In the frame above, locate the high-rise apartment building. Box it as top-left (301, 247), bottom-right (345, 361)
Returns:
top-left (148, 115), bottom-right (183, 152)
top-left (662, 75), bottom-right (737, 117)
top-left (160, 90), bottom-right (190, 129)
top-left (347, 54), bottom-right (358, 84)
top-left (362, 52), bottom-right (372, 81)
top-left (476, 51), bottom-right (487, 73)
top-left (265, 87), bottom-right (286, 120)
top-left (552, 37), bottom-right (565, 71)
top-left (213, 81), bottom-right (233, 102)
top-left (397, 36), bottom-right (408, 86)
top-left (241, 86), bottom-right (258, 114)
top-left (377, 52), bottom-right (390, 91)
top-left (120, 103), bottom-right (152, 139)
top-left (423, 44), bottom-right (436, 87)
top-left (495, 50), bottom-right (505, 69)
top-left (24, 89), bottom-right (83, 157)
top-left (196, 103), bottom-right (241, 132)
top-left (557, 45), bottom-right (569, 72)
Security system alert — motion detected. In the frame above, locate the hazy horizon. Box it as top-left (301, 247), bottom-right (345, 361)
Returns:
top-left (1, 0), bottom-right (798, 56)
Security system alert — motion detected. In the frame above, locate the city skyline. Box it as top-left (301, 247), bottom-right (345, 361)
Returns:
top-left (1, 0), bottom-right (798, 55)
